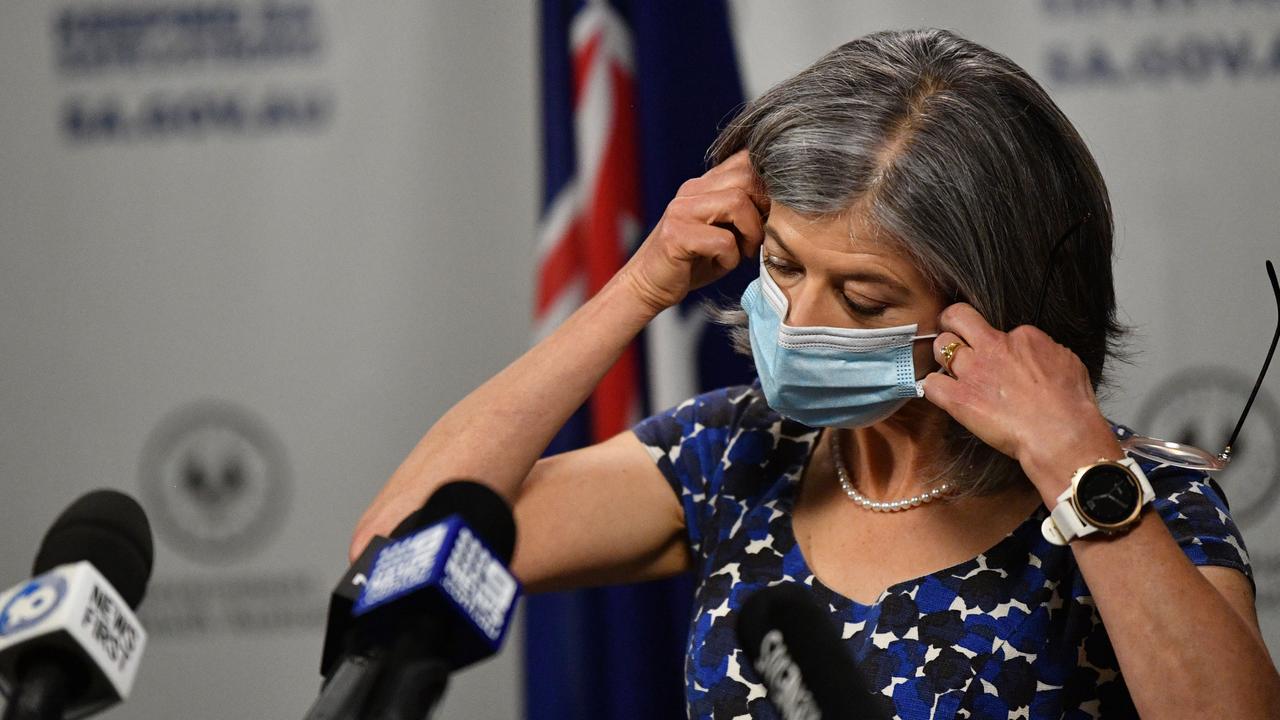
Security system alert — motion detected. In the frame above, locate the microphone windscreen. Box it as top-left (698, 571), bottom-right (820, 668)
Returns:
top-left (738, 584), bottom-right (887, 720)
top-left (399, 480), bottom-right (516, 563)
top-left (32, 489), bottom-right (154, 609)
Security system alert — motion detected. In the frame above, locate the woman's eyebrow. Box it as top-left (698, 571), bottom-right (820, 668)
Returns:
top-left (762, 223), bottom-right (910, 295)
top-left (762, 224), bottom-right (792, 255)
top-left (845, 271), bottom-right (910, 296)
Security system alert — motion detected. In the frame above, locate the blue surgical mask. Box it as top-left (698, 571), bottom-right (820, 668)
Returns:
top-left (740, 258), bottom-right (937, 428)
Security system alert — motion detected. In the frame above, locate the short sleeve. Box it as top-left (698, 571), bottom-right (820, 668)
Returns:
top-left (1147, 462), bottom-right (1255, 594)
top-left (630, 385), bottom-right (759, 557)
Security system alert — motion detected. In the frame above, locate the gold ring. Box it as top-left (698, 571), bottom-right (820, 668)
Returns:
top-left (940, 340), bottom-right (965, 376)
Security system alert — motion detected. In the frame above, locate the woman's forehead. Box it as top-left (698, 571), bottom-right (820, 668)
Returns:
top-left (765, 204), bottom-right (891, 247)
top-left (763, 205), bottom-right (927, 283)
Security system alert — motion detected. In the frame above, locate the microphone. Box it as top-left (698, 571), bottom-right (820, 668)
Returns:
top-left (320, 530), bottom-right (411, 680)
top-left (354, 480), bottom-right (520, 720)
top-left (736, 584), bottom-right (888, 720)
top-left (318, 482), bottom-right (517, 678)
top-left (0, 490), bottom-right (154, 720)
top-left (307, 536), bottom-right (393, 720)
top-left (308, 498), bottom-right (456, 720)
top-left (304, 481), bottom-right (519, 720)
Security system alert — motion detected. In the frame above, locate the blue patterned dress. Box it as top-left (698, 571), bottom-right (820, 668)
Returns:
top-left (631, 383), bottom-right (1253, 720)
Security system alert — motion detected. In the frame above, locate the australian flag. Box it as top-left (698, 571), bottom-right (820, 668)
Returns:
top-left (528, 0), bottom-right (756, 718)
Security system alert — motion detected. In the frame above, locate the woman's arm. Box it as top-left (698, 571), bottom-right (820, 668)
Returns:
top-left (349, 152), bottom-right (767, 584)
top-left (1053, 482), bottom-right (1275, 718)
top-left (511, 431), bottom-right (693, 593)
top-left (925, 304), bottom-right (1280, 718)
top-left (348, 269), bottom-right (658, 562)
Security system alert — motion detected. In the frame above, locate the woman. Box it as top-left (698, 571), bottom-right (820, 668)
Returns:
top-left (352, 29), bottom-right (1278, 718)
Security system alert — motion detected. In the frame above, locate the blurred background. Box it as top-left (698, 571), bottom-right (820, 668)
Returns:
top-left (1, 1), bottom-right (1277, 718)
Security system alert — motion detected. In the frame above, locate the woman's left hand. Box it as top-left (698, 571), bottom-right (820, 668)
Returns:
top-left (920, 303), bottom-right (1122, 496)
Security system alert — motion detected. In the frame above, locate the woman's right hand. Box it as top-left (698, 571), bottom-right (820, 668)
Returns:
top-left (619, 149), bottom-right (769, 314)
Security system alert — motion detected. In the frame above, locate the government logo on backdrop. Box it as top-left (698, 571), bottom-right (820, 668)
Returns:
top-left (138, 400), bottom-right (291, 564)
top-left (1137, 365), bottom-right (1280, 604)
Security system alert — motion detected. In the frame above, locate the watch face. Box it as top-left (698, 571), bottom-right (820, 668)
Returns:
top-left (1076, 464), bottom-right (1140, 527)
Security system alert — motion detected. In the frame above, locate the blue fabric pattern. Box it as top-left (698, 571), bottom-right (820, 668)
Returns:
top-left (631, 383), bottom-right (1253, 720)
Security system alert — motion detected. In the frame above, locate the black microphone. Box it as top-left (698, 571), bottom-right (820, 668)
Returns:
top-left (309, 497), bottom-right (459, 720)
top-left (737, 584), bottom-right (888, 720)
top-left (354, 480), bottom-right (520, 720)
top-left (308, 536), bottom-right (396, 720)
top-left (319, 508), bottom-right (434, 682)
top-left (0, 489), bottom-right (154, 720)
top-left (305, 481), bottom-right (520, 720)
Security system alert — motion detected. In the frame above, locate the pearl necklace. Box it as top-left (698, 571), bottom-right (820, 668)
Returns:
top-left (829, 429), bottom-right (951, 512)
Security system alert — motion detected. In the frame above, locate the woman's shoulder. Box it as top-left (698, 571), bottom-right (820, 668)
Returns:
top-left (633, 381), bottom-right (811, 449)
top-left (631, 381), bottom-right (817, 503)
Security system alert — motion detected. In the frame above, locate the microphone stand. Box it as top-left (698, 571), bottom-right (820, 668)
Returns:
top-left (302, 646), bottom-right (386, 720)
top-left (357, 657), bottom-right (449, 720)
top-left (357, 616), bottom-right (451, 720)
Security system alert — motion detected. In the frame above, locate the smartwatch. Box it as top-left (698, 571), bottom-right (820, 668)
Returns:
top-left (1041, 456), bottom-right (1154, 546)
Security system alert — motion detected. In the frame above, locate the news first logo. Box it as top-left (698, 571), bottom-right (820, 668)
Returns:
top-left (0, 564), bottom-right (147, 705)
top-left (82, 584), bottom-right (141, 672)
top-left (0, 568), bottom-right (142, 672)
top-left (139, 400), bottom-right (291, 564)
top-left (0, 575), bottom-right (68, 636)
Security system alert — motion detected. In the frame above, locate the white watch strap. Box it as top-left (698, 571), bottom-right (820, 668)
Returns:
top-left (1041, 456), bottom-right (1154, 546)
top-left (1128, 456), bottom-right (1156, 505)
top-left (1046, 489), bottom-right (1094, 545)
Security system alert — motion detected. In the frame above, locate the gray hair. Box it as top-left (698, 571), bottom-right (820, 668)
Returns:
top-left (708, 28), bottom-right (1125, 497)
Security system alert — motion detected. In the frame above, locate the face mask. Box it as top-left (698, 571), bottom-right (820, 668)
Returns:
top-left (740, 258), bottom-right (937, 428)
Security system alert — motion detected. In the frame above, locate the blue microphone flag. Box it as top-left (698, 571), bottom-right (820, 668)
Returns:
top-left (354, 515), bottom-right (520, 651)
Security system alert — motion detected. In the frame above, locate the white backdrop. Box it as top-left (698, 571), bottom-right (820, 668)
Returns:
top-left (1, 2), bottom-right (1278, 720)
top-left (0, 1), bottom-right (534, 718)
